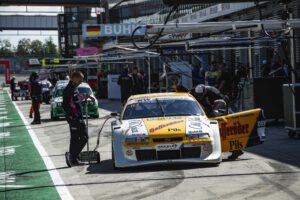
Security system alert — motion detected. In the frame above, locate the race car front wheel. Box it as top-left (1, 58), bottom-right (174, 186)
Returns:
top-left (112, 139), bottom-right (117, 169)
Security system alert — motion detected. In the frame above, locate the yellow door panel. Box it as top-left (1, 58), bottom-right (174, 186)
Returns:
top-left (213, 109), bottom-right (264, 152)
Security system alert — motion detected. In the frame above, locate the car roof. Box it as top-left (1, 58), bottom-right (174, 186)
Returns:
top-left (128, 92), bottom-right (192, 100)
top-left (78, 82), bottom-right (90, 88)
top-left (55, 80), bottom-right (69, 87)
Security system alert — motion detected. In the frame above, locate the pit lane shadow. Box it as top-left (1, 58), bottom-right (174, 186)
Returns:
top-left (86, 159), bottom-right (220, 174)
top-left (245, 126), bottom-right (300, 168)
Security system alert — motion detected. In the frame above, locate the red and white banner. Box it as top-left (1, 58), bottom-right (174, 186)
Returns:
top-left (0, 60), bottom-right (10, 84)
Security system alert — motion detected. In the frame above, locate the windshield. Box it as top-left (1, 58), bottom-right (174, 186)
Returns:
top-left (77, 87), bottom-right (92, 95)
top-left (123, 97), bottom-right (204, 120)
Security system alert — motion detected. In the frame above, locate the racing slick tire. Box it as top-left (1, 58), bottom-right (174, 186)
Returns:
top-left (96, 152), bottom-right (101, 163)
top-left (111, 139), bottom-right (122, 170)
top-left (112, 140), bottom-right (117, 169)
top-left (92, 114), bottom-right (99, 119)
top-left (294, 132), bottom-right (300, 140)
top-left (288, 130), bottom-right (296, 139)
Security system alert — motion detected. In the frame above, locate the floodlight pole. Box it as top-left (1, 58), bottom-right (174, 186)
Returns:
top-left (289, 13), bottom-right (296, 84)
top-left (248, 30), bottom-right (253, 78)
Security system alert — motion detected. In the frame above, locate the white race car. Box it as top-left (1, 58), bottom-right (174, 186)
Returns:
top-left (111, 93), bottom-right (222, 168)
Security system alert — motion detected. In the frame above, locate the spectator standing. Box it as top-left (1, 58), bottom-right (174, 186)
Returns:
top-left (132, 66), bottom-right (144, 95)
top-left (217, 63), bottom-right (232, 95)
top-left (118, 67), bottom-right (133, 105)
top-left (30, 72), bottom-right (42, 125)
top-left (10, 76), bottom-right (18, 101)
top-left (205, 61), bottom-right (220, 86)
top-left (261, 59), bottom-right (271, 77)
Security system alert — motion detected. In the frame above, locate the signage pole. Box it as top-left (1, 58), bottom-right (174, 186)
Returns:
top-left (147, 53), bottom-right (151, 93)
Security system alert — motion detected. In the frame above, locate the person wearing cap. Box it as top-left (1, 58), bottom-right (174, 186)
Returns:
top-left (190, 84), bottom-right (226, 117)
top-left (30, 72), bottom-right (42, 125)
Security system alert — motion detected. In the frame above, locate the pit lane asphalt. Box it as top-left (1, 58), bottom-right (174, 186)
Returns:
top-left (14, 99), bottom-right (300, 200)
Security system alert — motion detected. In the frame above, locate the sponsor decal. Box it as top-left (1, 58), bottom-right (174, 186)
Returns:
top-left (146, 116), bottom-right (182, 121)
top-left (189, 121), bottom-right (202, 129)
top-left (201, 122), bottom-right (210, 128)
top-left (157, 143), bottom-right (179, 151)
top-left (129, 120), bottom-right (142, 126)
top-left (229, 140), bottom-right (243, 150)
top-left (187, 130), bottom-right (203, 134)
top-left (187, 117), bottom-right (200, 121)
top-left (150, 120), bottom-right (184, 133)
top-left (131, 126), bottom-right (138, 133)
top-left (168, 128), bottom-right (181, 132)
top-left (220, 122), bottom-right (249, 140)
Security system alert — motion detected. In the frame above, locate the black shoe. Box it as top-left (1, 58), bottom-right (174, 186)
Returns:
top-left (65, 152), bottom-right (73, 167)
top-left (228, 150), bottom-right (244, 160)
top-left (65, 152), bottom-right (84, 167)
top-left (31, 121), bottom-right (41, 125)
top-left (71, 158), bottom-right (84, 166)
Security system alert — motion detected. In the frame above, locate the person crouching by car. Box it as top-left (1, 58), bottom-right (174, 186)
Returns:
top-left (190, 84), bottom-right (244, 160)
top-left (63, 71), bottom-right (87, 167)
top-left (30, 72), bottom-right (42, 125)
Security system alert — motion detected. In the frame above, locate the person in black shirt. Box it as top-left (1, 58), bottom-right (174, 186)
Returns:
top-left (217, 63), bottom-right (232, 95)
top-left (261, 59), bottom-right (271, 77)
top-left (190, 84), bottom-right (226, 117)
top-left (30, 72), bottom-right (42, 125)
top-left (63, 71), bottom-right (89, 167)
top-left (132, 66), bottom-right (144, 95)
top-left (10, 76), bottom-right (17, 101)
top-left (118, 67), bottom-right (133, 105)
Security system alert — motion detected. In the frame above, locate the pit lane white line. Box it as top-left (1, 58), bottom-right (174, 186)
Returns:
top-left (0, 145), bottom-right (19, 156)
top-left (0, 122), bottom-right (10, 128)
top-left (12, 100), bottom-right (74, 200)
top-left (0, 132), bottom-right (10, 138)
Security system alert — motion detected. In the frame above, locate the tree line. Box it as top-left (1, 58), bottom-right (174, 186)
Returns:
top-left (0, 37), bottom-right (58, 56)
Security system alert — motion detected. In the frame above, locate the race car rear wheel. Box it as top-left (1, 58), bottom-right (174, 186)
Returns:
top-left (96, 152), bottom-right (101, 163)
top-left (288, 130), bottom-right (296, 139)
top-left (51, 112), bottom-right (59, 121)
